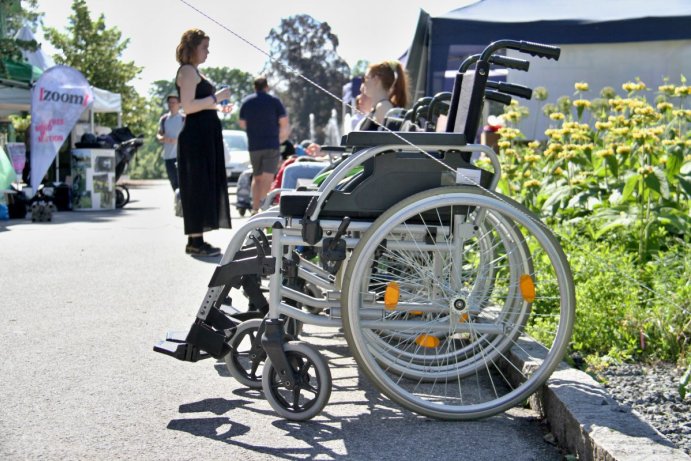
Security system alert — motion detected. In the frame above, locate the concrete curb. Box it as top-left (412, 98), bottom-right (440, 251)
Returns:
top-left (511, 342), bottom-right (690, 461)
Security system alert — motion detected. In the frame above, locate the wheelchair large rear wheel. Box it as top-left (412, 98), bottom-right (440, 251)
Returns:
top-left (341, 187), bottom-right (575, 420)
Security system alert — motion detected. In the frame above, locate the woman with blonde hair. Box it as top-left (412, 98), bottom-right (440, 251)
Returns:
top-left (358, 60), bottom-right (409, 131)
top-left (175, 28), bottom-right (231, 256)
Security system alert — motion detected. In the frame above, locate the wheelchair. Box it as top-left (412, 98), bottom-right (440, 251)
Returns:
top-left (155, 39), bottom-right (575, 421)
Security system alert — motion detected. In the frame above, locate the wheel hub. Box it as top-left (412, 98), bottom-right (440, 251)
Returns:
top-left (450, 297), bottom-right (467, 313)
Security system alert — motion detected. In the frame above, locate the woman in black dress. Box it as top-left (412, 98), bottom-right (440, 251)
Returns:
top-left (175, 29), bottom-right (231, 256)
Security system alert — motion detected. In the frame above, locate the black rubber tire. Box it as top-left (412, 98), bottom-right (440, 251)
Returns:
top-left (262, 341), bottom-right (331, 421)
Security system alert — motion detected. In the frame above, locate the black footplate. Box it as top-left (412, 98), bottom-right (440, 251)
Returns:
top-left (153, 338), bottom-right (210, 362)
top-left (153, 309), bottom-right (238, 362)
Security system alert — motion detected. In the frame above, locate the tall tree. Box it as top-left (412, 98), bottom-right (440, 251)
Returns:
top-left (264, 14), bottom-right (350, 142)
top-left (44, 0), bottom-right (146, 133)
top-left (196, 66), bottom-right (255, 130)
top-left (0, 0), bottom-right (40, 77)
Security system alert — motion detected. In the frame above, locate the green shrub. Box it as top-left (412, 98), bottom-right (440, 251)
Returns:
top-left (495, 78), bottom-right (690, 366)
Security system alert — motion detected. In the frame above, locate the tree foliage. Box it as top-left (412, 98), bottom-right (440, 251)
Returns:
top-left (264, 14), bottom-right (350, 142)
top-left (0, 0), bottom-right (40, 77)
top-left (199, 66), bottom-right (254, 130)
top-left (43, 0), bottom-right (146, 133)
top-left (148, 67), bottom-right (254, 131)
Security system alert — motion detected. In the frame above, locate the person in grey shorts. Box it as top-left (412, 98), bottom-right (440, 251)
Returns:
top-left (156, 94), bottom-right (185, 191)
top-left (239, 76), bottom-right (290, 213)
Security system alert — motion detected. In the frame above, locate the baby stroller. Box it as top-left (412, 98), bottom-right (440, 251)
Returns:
top-left (110, 127), bottom-right (144, 208)
top-left (155, 40), bottom-right (574, 422)
top-left (235, 167), bottom-right (253, 216)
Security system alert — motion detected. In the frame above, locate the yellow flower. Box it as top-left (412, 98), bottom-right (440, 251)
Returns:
top-left (504, 148), bottom-right (517, 157)
top-left (498, 140), bottom-right (511, 149)
top-left (523, 170), bottom-right (532, 178)
top-left (475, 157), bottom-right (492, 168)
top-left (623, 81), bottom-right (646, 92)
top-left (659, 155), bottom-right (668, 165)
top-left (652, 126), bottom-right (665, 135)
top-left (524, 154), bottom-right (541, 163)
top-left (616, 145), bottom-right (632, 155)
top-left (674, 85), bottom-right (690, 97)
top-left (544, 144), bottom-right (562, 157)
top-left (633, 106), bottom-right (656, 116)
top-left (657, 102), bottom-right (673, 112)
top-left (658, 84), bottom-right (675, 95)
top-left (595, 121), bottom-right (612, 131)
top-left (528, 141), bottom-right (540, 149)
top-left (558, 150), bottom-right (576, 160)
top-left (595, 148), bottom-right (614, 158)
top-left (622, 82), bottom-right (638, 92)
top-left (574, 82), bottom-right (589, 92)
top-left (640, 144), bottom-right (656, 155)
top-left (549, 112), bottom-right (565, 121)
top-left (573, 99), bottom-right (591, 109)
top-left (610, 100), bottom-right (627, 112)
top-left (498, 127), bottom-right (521, 140)
top-left (503, 111), bottom-right (521, 122)
top-left (524, 179), bottom-right (542, 188)
top-left (571, 132), bottom-right (591, 142)
top-left (637, 165), bottom-right (654, 177)
top-left (553, 167), bottom-right (564, 175)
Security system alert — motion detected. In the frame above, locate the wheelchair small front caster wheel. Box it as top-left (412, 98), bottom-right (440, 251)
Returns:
top-left (225, 319), bottom-right (265, 388)
top-left (225, 319), bottom-right (296, 389)
top-left (262, 341), bottom-right (331, 421)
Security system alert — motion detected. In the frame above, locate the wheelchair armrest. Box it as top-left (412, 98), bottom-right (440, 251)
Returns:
top-left (341, 131), bottom-right (466, 148)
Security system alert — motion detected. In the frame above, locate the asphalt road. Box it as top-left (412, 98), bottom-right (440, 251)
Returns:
top-left (0, 180), bottom-right (562, 460)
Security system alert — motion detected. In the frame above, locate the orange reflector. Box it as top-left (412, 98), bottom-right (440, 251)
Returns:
top-left (415, 334), bottom-right (440, 348)
top-left (458, 312), bottom-right (469, 323)
top-left (384, 282), bottom-right (400, 309)
top-left (410, 310), bottom-right (423, 316)
top-left (520, 274), bottom-right (536, 302)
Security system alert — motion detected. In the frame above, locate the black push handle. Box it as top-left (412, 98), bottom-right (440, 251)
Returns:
top-left (428, 92), bottom-right (451, 117)
top-left (414, 104), bottom-right (430, 123)
top-left (458, 54), bottom-right (480, 73)
top-left (481, 39), bottom-right (561, 61)
top-left (486, 81), bottom-right (533, 100)
top-left (518, 41), bottom-right (561, 60)
top-left (488, 55), bottom-right (530, 72)
top-left (459, 54), bottom-right (530, 73)
top-left (484, 90), bottom-right (512, 106)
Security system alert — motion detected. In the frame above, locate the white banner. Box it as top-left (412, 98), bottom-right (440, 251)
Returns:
top-left (30, 65), bottom-right (93, 191)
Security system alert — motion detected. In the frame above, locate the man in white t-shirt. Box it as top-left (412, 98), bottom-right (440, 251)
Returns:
top-left (156, 94), bottom-right (185, 191)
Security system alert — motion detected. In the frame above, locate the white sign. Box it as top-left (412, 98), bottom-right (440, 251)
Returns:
top-left (30, 65), bottom-right (93, 191)
top-left (456, 167), bottom-right (482, 185)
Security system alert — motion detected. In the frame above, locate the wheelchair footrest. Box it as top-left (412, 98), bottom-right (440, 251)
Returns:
top-left (153, 339), bottom-right (211, 362)
top-left (165, 330), bottom-right (189, 343)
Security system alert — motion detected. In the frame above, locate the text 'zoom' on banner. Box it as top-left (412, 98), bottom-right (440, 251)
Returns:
top-left (30, 65), bottom-right (93, 191)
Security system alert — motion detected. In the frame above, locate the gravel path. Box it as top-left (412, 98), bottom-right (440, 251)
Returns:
top-left (600, 363), bottom-right (691, 455)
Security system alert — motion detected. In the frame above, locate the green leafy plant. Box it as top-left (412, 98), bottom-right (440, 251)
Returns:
top-left (496, 78), bottom-right (690, 368)
top-left (681, 365), bottom-right (691, 400)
